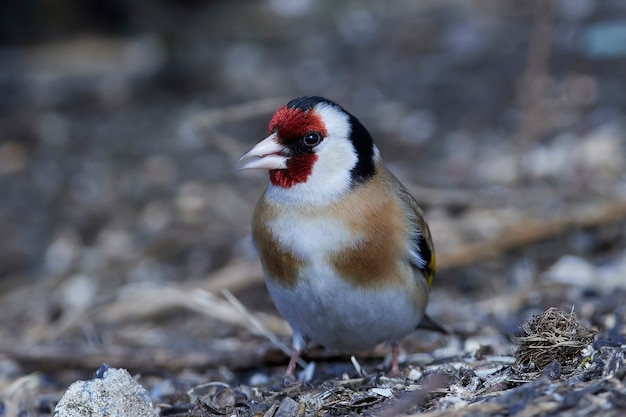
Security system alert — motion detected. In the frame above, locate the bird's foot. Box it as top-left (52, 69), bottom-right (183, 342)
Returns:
top-left (282, 349), bottom-right (301, 385)
top-left (387, 341), bottom-right (403, 378)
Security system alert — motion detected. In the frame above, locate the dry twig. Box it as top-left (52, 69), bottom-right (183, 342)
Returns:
top-left (438, 200), bottom-right (626, 269)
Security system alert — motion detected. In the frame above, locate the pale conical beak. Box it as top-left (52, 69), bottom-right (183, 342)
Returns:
top-left (239, 133), bottom-right (288, 170)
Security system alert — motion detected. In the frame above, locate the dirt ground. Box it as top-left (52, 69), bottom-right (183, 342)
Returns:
top-left (1, 1), bottom-right (626, 416)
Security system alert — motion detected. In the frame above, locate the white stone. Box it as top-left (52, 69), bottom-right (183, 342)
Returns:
top-left (54, 367), bottom-right (158, 417)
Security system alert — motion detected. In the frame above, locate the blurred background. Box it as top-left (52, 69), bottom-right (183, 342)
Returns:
top-left (1, 0), bottom-right (626, 412)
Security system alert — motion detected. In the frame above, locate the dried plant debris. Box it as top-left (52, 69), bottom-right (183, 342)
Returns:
top-left (156, 372), bottom-right (449, 417)
top-left (150, 347), bottom-right (626, 417)
top-left (514, 308), bottom-right (597, 373)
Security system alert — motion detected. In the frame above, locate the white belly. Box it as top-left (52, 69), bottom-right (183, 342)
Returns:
top-left (266, 264), bottom-right (426, 352)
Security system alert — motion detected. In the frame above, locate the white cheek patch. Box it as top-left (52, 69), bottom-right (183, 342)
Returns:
top-left (314, 103), bottom-right (351, 138)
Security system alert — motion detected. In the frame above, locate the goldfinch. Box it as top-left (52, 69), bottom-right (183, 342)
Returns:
top-left (240, 96), bottom-right (438, 379)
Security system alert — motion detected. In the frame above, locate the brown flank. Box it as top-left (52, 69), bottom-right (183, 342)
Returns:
top-left (328, 166), bottom-right (411, 288)
top-left (252, 194), bottom-right (301, 288)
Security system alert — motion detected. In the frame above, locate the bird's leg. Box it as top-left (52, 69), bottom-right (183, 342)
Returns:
top-left (388, 341), bottom-right (401, 377)
top-left (284, 349), bottom-right (300, 383)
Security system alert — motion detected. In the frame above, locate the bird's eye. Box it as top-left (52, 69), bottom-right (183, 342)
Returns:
top-left (303, 132), bottom-right (322, 147)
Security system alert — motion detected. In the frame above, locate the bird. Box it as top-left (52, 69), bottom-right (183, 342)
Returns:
top-left (240, 96), bottom-right (440, 380)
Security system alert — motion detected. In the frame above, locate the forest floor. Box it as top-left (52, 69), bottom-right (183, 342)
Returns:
top-left (1, 1), bottom-right (626, 416)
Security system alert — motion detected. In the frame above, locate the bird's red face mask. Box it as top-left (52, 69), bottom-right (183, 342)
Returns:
top-left (240, 106), bottom-right (327, 188)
